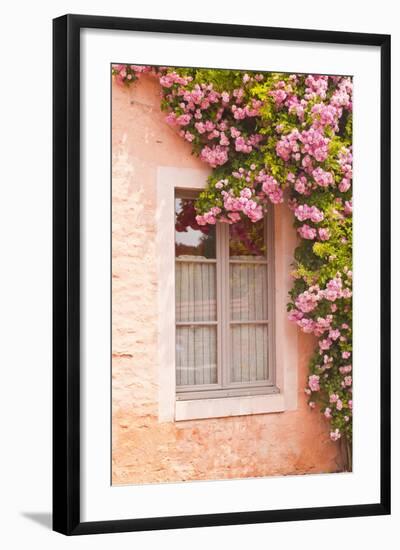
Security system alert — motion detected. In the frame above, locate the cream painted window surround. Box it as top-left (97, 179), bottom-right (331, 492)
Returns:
top-left (157, 167), bottom-right (298, 421)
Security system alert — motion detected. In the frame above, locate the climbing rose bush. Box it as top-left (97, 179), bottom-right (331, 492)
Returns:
top-left (112, 64), bottom-right (353, 460)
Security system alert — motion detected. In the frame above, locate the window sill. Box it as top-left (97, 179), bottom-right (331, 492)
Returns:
top-left (175, 392), bottom-right (285, 421)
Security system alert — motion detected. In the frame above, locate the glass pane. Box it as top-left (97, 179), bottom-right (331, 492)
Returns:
top-left (230, 263), bottom-right (267, 321)
top-left (229, 217), bottom-right (266, 258)
top-left (230, 324), bottom-right (269, 383)
top-left (175, 198), bottom-right (216, 259)
top-left (176, 326), bottom-right (217, 386)
top-left (176, 262), bottom-right (216, 322)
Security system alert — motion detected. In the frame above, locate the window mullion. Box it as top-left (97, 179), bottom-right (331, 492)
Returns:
top-left (216, 223), bottom-right (223, 388)
top-left (220, 223), bottom-right (230, 388)
top-left (267, 208), bottom-right (276, 385)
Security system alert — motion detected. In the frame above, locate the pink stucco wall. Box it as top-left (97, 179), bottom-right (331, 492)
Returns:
top-left (111, 74), bottom-right (343, 485)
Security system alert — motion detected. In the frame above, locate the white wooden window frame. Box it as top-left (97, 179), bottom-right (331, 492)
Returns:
top-left (157, 167), bottom-right (298, 421)
top-left (175, 188), bottom-right (276, 400)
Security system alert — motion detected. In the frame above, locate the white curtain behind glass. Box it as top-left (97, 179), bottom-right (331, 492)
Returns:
top-left (229, 261), bottom-right (269, 383)
top-left (175, 260), bottom-right (217, 385)
top-left (175, 196), bottom-right (218, 387)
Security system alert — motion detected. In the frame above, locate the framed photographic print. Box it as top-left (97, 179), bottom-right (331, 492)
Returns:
top-left (53, 14), bottom-right (391, 535)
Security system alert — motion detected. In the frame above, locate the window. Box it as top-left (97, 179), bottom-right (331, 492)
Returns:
top-left (156, 167), bottom-right (297, 421)
top-left (175, 189), bottom-right (277, 400)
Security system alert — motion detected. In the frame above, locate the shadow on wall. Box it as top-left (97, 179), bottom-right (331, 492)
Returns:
top-left (21, 512), bottom-right (52, 530)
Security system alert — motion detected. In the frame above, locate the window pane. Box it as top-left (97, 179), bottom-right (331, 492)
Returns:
top-left (176, 262), bottom-right (216, 322)
top-left (176, 326), bottom-right (217, 386)
top-left (230, 263), bottom-right (267, 321)
top-left (229, 217), bottom-right (266, 258)
top-left (230, 324), bottom-right (269, 383)
top-left (175, 198), bottom-right (216, 258)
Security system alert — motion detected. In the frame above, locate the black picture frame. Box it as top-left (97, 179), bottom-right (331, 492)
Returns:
top-left (53, 14), bottom-right (391, 535)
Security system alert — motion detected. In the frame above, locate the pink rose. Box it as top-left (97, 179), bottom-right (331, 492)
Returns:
top-left (318, 228), bottom-right (330, 241)
top-left (308, 374), bottom-right (320, 392)
top-left (319, 338), bottom-right (332, 350)
top-left (298, 224), bottom-right (317, 240)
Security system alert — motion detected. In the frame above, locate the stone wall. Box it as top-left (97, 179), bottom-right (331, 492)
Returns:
top-left (111, 74), bottom-right (343, 485)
